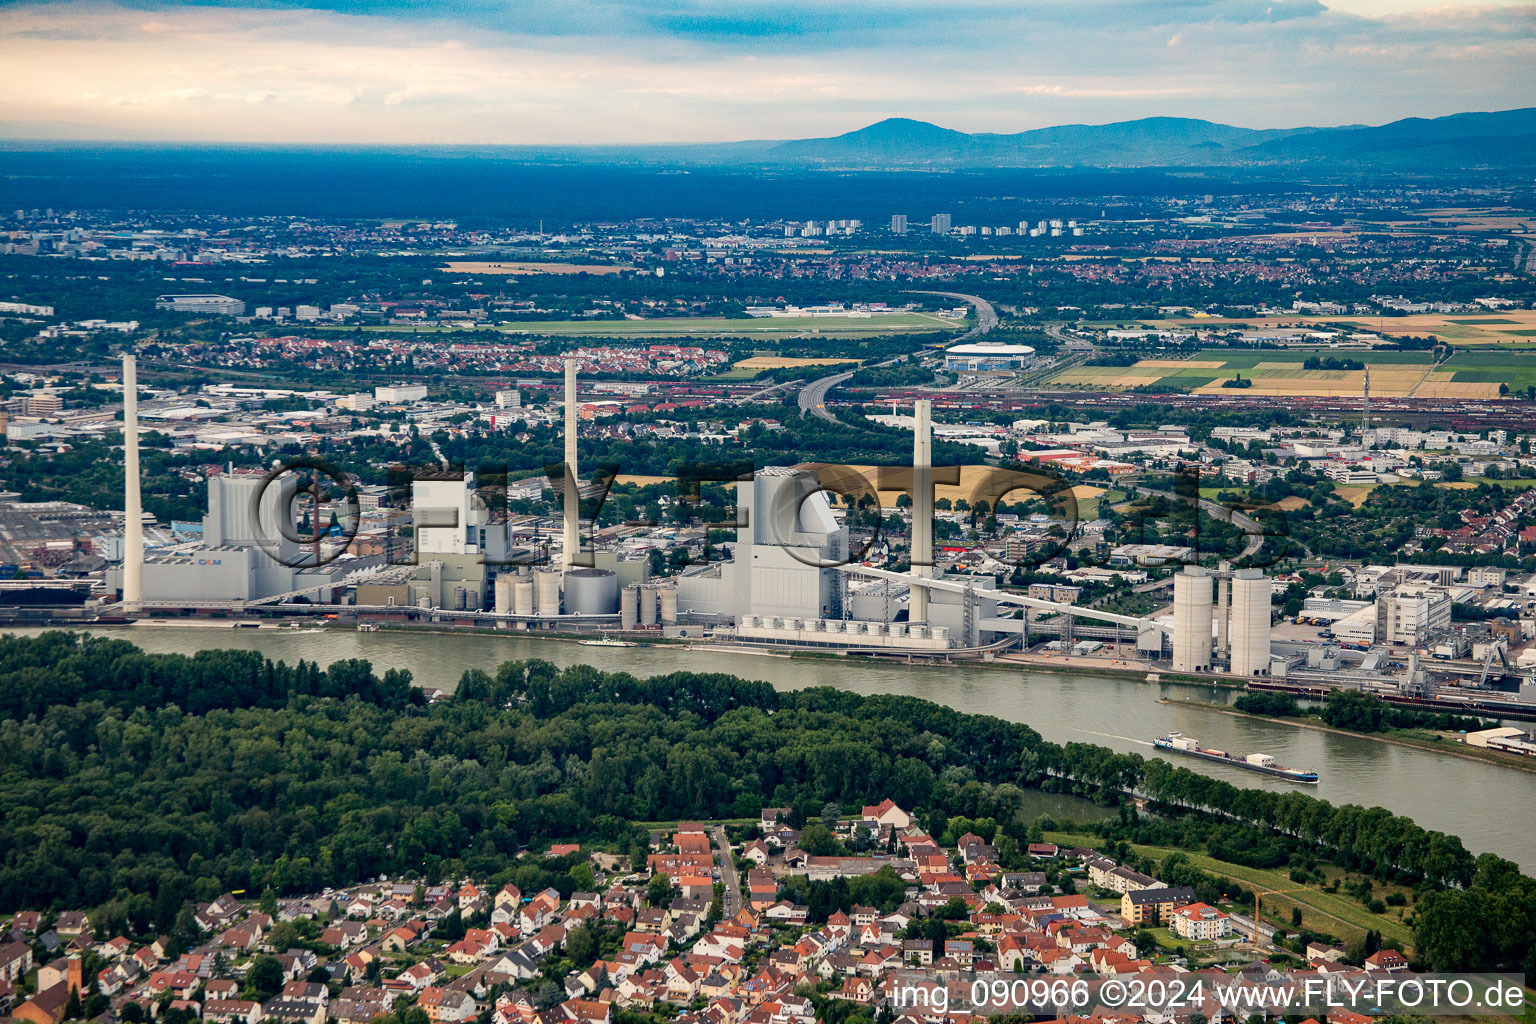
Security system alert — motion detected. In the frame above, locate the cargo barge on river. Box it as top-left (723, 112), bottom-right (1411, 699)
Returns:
top-left (1154, 732), bottom-right (1319, 783)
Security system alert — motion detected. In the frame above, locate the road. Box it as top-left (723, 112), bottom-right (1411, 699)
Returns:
top-left (910, 289), bottom-right (998, 341)
top-left (1136, 486), bottom-right (1273, 561)
top-left (712, 824), bottom-right (742, 917)
top-left (797, 369), bottom-right (857, 423)
top-left (797, 290), bottom-right (998, 423)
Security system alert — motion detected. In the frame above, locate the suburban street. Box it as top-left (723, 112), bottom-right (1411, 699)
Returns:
top-left (712, 824), bottom-right (742, 916)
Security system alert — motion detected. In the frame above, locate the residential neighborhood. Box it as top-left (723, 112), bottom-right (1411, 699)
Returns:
top-left (0, 803), bottom-right (1424, 1024)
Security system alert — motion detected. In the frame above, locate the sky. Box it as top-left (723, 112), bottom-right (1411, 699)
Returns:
top-left (0, 0), bottom-right (1532, 143)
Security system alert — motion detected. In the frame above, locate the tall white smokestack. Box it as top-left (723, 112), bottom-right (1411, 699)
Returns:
top-left (122, 353), bottom-right (143, 609)
top-left (561, 358), bottom-right (580, 569)
top-left (910, 399), bottom-right (932, 621)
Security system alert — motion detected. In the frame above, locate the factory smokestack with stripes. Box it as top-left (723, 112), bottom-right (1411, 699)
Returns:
top-left (562, 358), bottom-right (581, 569)
top-left (910, 399), bottom-right (933, 622)
top-left (121, 352), bottom-right (143, 609)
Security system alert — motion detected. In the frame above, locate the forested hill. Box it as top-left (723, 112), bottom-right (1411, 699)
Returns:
top-left (0, 632), bottom-right (1532, 973)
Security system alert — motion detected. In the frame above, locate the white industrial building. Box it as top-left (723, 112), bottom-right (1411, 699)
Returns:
top-left (676, 467), bottom-right (849, 621)
top-left (374, 383), bottom-right (428, 403)
top-left (155, 294), bottom-right (245, 315)
top-left (1376, 586), bottom-right (1452, 646)
top-left (106, 471), bottom-right (354, 604)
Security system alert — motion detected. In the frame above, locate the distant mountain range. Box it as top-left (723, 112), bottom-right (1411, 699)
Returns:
top-left (727, 107), bottom-right (1536, 170)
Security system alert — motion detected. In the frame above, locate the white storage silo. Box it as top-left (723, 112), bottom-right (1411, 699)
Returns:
top-left (1229, 569), bottom-right (1272, 676)
top-left (564, 568), bottom-right (619, 615)
top-left (535, 569), bottom-right (562, 616)
top-left (1173, 566), bottom-right (1213, 672)
top-left (639, 586), bottom-right (658, 625)
top-left (494, 575), bottom-right (513, 615)
top-left (513, 578), bottom-right (535, 616)
top-left (659, 586), bottom-right (678, 624)
top-left (620, 586), bottom-right (638, 630)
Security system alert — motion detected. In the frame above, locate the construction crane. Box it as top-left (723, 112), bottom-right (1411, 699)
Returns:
top-left (1252, 886), bottom-right (1312, 944)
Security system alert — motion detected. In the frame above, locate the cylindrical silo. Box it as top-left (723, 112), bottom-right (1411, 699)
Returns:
top-left (1228, 569), bottom-right (1272, 677)
top-left (494, 575), bottom-right (513, 615)
top-left (639, 586), bottom-right (658, 625)
top-left (1172, 566), bottom-right (1213, 673)
top-left (658, 586), bottom-right (678, 624)
top-left (620, 586), bottom-right (638, 631)
top-left (564, 568), bottom-right (619, 615)
top-left (512, 578), bottom-right (534, 616)
top-left (535, 569), bottom-right (562, 616)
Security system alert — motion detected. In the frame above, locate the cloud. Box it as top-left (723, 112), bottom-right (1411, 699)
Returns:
top-left (0, 0), bottom-right (1529, 143)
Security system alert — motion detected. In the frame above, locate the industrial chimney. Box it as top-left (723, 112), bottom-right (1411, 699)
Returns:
top-left (561, 358), bottom-right (580, 569)
top-left (122, 352), bottom-right (143, 609)
top-left (910, 399), bottom-right (933, 621)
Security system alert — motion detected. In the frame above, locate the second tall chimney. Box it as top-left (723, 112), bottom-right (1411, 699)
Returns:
top-left (910, 399), bottom-right (933, 621)
top-left (122, 352), bottom-right (143, 609)
top-left (561, 358), bottom-right (580, 569)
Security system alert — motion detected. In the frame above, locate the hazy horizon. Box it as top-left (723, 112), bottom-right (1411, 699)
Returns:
top-left (0, 0), bottom-right (1532, 145)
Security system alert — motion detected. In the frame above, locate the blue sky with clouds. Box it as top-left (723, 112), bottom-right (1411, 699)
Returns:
top-left (0, 0), bottom-right (1531, 142)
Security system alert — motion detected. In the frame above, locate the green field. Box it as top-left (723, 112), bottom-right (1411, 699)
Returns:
top-left (319, 313), bottom-right (961, 339)
top-left (1045, 830), bottom-right (1415, 949)
top-left (1048, 346), bottom-right (1536, 398)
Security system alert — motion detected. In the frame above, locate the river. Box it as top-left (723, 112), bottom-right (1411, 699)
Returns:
top-left (15, 624), bottom-right (1534, 871)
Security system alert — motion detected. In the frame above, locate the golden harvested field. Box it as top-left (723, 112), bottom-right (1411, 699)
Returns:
top-left (1049, 366), bottom-right (1169, 388)
top-left (814, 463), bottom-right (1077, 510)
top-left (441, 261), bottom-right (632, 275)
top-left (1191, 366), bottom-right (1461, 398)
top-left (1332, 485), bottom-right (1378, 507)
top-left (1412, 379), bottom-right (1506, 398)
top-left (1152, 310), bottom-right (1536, 346)
top-left (732, 356), bottom-right (860, 370)
top-left (1048, 351), bottom-right (1507, 398)
top-left (1271, 496), bottom-right (1310, 511)
top-left (613, 474), bottom-right (676, 487)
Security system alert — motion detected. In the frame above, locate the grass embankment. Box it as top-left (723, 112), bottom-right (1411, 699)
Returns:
top-left (1043, 831), bottom-right (1415, 950)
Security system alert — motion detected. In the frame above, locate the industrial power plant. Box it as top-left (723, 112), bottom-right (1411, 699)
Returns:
top-left (101, 353), bottom-right (1250, 661)
top-left (94, 350), bottom-right (1536, 721)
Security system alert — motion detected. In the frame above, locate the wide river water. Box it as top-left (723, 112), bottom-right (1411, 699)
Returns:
top-left (18, 624), bottom-right (1534, 871)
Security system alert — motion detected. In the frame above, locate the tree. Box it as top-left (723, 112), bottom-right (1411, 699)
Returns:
top-left (799, 822), bottom-right (838, 856)
top-left (647, 872), bottom-right (673, 907)
top-left (247, 956), bottom-right (286, 999)
top-left (564, 923), bottom-right (596, 964)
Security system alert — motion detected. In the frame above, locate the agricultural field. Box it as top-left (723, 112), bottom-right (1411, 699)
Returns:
top-left (810, 464), bottom-right (1089, 512)
top-left (1047, 347), bottom-right (1536, 398)
top-left (1154, 310), bottom-right (1536, 346)
top-left (323, 313), bottom-right (959, 339)
top-left (731, 355), bottom-right (861, 370)
top-left (440, 260), bottom-right (633, 275)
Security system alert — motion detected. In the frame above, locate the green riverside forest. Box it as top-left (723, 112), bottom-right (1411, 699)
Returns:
top-left (1, 631), bottom-right (1532, 975)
